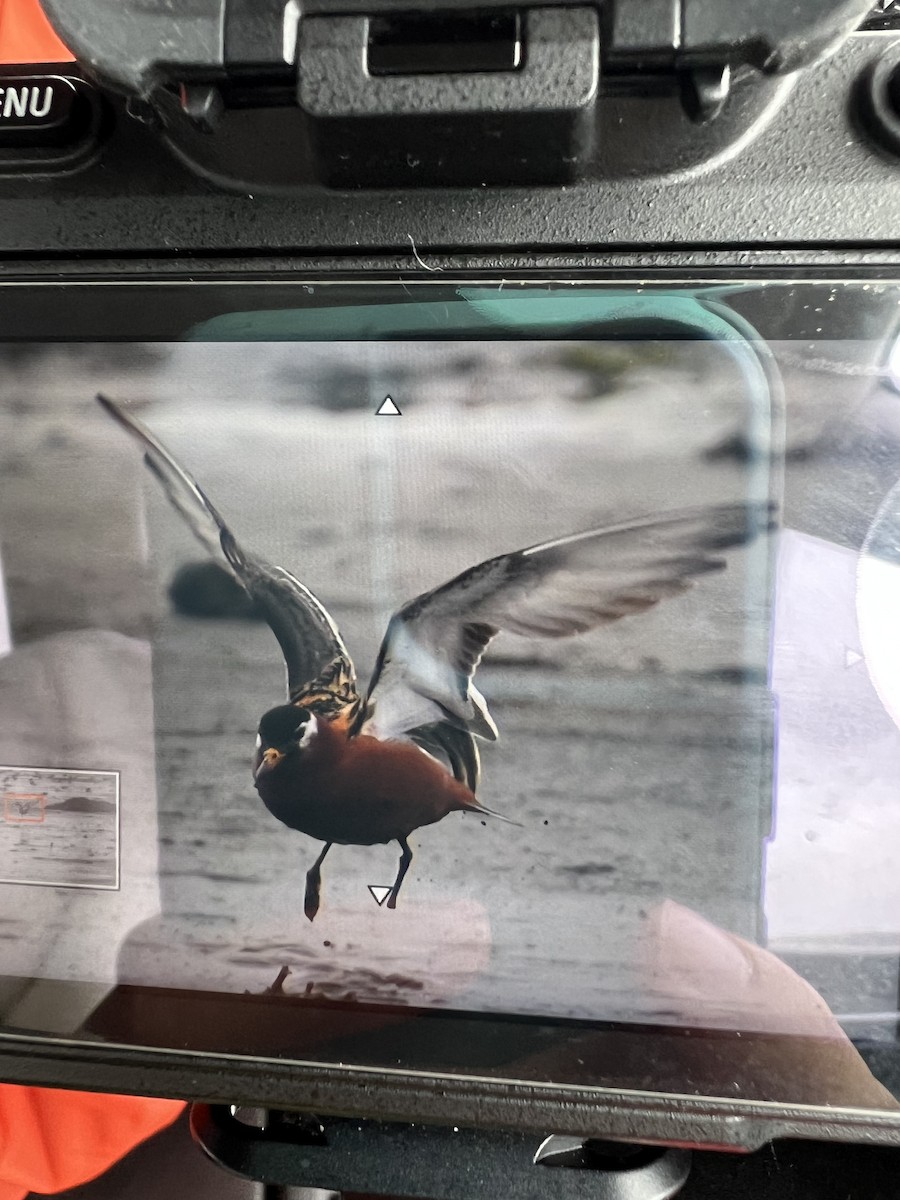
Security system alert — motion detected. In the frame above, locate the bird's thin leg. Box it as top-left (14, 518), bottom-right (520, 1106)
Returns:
top-left (304, 841), bottom-right (332, 923)
top-left (386, 837), bottom-right (412, 910)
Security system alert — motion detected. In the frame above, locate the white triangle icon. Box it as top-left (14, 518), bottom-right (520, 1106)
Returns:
top-left (368, 885), bottom-right (392, 907)
top-left (376, 396), bottom-right (401, 416)
top-left (845, 647), bottom-right (864, 669)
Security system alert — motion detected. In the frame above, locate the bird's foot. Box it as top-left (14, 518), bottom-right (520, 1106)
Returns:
top-left (264, 965), bottom-right (292, 995)
top-left (243, 964), bottom-right (292, 997)
top-left (386, 892), bottom-right (399, 910)
top-left (304, 884), bottom-right (321, 922)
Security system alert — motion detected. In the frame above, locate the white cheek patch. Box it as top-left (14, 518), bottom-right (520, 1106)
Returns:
top-left (299, 714), bottom-right (318, 749)
top-left (255, 734), bottom-right (262, 750)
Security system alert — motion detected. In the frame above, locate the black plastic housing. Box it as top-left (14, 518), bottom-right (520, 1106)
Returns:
top-left (297, 7), bottom-right (599, 187)
top-left (0, 25), bottom-right (897, 248)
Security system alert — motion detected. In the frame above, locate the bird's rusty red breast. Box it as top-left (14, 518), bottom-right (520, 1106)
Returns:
top-left (254, 713), bottom-right (483, 847)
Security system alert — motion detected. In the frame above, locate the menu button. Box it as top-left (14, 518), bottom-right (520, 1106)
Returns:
top-left (0, 76), bottom-right (84, 145)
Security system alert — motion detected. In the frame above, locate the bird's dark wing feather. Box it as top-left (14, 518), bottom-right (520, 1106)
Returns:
top-left (409, 722), bottom-right (482, 792)
top-left (360, 502), bottom-right (773, 753)
top-left (97, 394), bottom-right (357, 703)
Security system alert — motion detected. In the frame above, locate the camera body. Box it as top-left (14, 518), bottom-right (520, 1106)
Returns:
top-left (0, 0), bottom-right (898, 259)
top-left (3, 3), bottom-right (900, 1185)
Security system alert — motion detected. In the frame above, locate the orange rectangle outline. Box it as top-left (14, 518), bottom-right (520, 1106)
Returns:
top-left (3, 792), bottom-right (46, 823)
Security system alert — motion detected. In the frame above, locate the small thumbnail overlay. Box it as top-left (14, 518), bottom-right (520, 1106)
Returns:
top-left (0, 766), bottom-right (119, 889)
top-left (4, 793), bottom-right (46, 823)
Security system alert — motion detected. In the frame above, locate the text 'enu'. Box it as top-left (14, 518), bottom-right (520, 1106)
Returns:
top-left (0, 87), bottom-right (54, 121)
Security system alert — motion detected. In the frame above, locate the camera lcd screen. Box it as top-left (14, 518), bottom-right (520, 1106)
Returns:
top-left (1, 279), bottom-right (899, 1121)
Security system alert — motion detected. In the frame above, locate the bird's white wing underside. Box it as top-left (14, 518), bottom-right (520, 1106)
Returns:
top-left (362, 503), bottom-right (770, 743)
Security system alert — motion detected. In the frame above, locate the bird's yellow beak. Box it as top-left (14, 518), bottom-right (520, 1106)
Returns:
top-left (262, 747), bottom-right (284, 770)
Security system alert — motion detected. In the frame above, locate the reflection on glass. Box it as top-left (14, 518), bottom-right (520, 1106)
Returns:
top-left (0, 545), bottom-right (10, 660)
top-left (886, 332), bottom-right (900, 394)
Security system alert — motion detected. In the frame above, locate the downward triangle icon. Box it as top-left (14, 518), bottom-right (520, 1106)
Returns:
top-left (376, 395), bottom-right (401, 416)
top-left (368, 885), bottom-right (392, 906)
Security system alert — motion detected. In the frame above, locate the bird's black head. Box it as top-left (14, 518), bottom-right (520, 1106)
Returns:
top-left (258, 704), bottom-right (313, 750)
top-left (254, 704), bottom-right (318, 782)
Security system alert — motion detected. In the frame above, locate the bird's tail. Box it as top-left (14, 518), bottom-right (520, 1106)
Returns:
top-left (464, 798), bottom-right (523, 827)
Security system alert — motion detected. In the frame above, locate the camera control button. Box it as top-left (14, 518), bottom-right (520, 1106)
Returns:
top-left (0, 74), bottom-right (85, 146)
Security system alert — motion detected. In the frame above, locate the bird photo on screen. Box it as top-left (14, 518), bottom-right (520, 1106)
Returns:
top-left (98, 393), bottom-right (771, 921)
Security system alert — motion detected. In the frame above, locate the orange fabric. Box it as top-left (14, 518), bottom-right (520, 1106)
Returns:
top-left (0, 1086), bottom-right (184, 1198)
top-left (0, 0), bottom-right (74, 65)
top-left (0, 0), bottom-right (182, 1190)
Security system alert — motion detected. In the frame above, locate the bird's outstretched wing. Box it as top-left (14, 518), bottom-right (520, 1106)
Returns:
top-left (358, 502), bottom-right (773, 777)
top-left (97, 394), bottom-right (358, 709)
